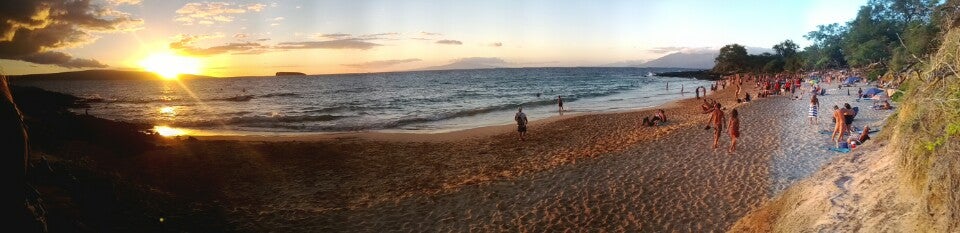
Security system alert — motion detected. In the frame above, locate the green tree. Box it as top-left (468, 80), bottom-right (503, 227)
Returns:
top-left (713, 44), bottom-right (749, 73)
top-left (773, 40), bottom-right (800, 58)
top-left (773, 40), bottom-right (803, 72)
top-left (803, 23), bottom-right (848, 69)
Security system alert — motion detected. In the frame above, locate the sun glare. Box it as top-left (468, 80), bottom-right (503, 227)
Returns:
top-left (153, 125), bottom-right (188, 137)
top-left (139, 53), bottom-right (201, 79)
top-left (159, 106), bottom-right (176, 114)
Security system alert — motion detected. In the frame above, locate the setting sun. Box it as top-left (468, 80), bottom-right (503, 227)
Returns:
top-left (139, 53), bottom-right (201, 79)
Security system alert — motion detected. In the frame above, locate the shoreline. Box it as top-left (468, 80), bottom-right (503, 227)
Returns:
top-left (190, 90), bottom-right (693, 142)
top-left (30, 77), bottom-right (896, 231)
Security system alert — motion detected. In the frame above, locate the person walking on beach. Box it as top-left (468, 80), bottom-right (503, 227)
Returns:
top-left (808, 95), bottom-right (820, 125)
top-left (728, 109), bottom-right (740, 153)
top-left (557, 95), bottom-right (564, 115)
top-left (709, 103), bottom-right (725, 149)
top-left (515, 107), bottom-right (528, 141)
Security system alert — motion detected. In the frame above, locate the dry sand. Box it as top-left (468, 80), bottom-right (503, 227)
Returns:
top-left (87, 81), bottom-right (888, 232)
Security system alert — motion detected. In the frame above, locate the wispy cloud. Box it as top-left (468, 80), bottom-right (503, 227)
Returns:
top-left (315, 32), bottom-right (399, 40)
top-left (436, 39), bottom-right (463, 45)
top-left (489, 42), bottom-right (503, 47)
top-left (342, 58), bottom-right (422, 69)
top-left (108, 0), bottom-right (142, 5)
top-left (318, 33), bottom-right (352, 39)
top-left (275, 39), bottom-right (381, 50)
top-left (169, 33), bottom-right (267, 56)
top-left (0, 0), bottom-right (142, 68)
top-left (175, 2), bottom-right (267, 25)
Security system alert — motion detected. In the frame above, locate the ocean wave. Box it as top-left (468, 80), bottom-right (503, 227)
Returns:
top-left (172, 114), bottom-right (346, 127)
top-left (383, 99), bottom-right (558, 128)
top-left (209, 95), bottom-right (255, 102)
top-left (100, 92), bottom-right (297, 104)
top-left (258, 92), bottom-right (300, 98)
top-left (104, 97), bottom-right (182, 104)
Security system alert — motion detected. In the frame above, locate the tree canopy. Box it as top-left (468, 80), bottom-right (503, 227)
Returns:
top-left (713, 0), bottom-right (948, 78)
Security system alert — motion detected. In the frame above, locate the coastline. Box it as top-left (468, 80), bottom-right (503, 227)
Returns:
top-left (22, 77), bottom-right (898, 231)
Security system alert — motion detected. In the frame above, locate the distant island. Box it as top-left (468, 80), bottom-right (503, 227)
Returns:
top-left (276, 72), bottom-right (306, 76)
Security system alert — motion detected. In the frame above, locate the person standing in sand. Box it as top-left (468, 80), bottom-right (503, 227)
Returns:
top-left (735, 83), bottom-right (742, 99)
top-left (709, 103), bottom-right (725, 149)
top-left (808, 95), bottom-right (820, 125)
top-left (515, 107), bottom-right (528, 141)
top-left (557, 96), bottom-right (564, 115)
top-left (831, 105), bottom-right (847, 147)
top-left (728, 109), bottom-right (740, 153)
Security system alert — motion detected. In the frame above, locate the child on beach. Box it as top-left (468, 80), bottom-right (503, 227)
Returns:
top-left (808, 95), bottom-right (819, 125)
top-left (728, 109), bottom-right (740, 153)
top-left (515, 107), bottom-right (528, 141)
top-left (709, 103), bottom-right (725, 149)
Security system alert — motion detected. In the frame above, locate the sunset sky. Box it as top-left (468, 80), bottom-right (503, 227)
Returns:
top-left (1, 0), bottom-right (867, 77)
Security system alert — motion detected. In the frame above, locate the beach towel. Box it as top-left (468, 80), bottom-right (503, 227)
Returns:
top-left (828, 147), bottom-right (851, 153)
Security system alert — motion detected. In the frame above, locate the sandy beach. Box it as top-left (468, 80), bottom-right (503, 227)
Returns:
top-left (60, 80), bottom-right (893, 232)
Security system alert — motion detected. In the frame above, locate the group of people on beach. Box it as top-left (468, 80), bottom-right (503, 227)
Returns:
top-left (704, 102), bottom-right (740, 153)
top-left (514, 71), bottom-right (882, 153)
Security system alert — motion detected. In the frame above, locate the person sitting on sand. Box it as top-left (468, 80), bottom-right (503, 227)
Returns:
top-left (728, 108), bottom-right (740, 153)
top-left (708, 103), bottom-right (725, 149)
top-left (808, 95), bottom-right (820, 125)
top-left (650, 109), bottom-right (667, 125)
top-left (880, 100), bottom-right (892, 110)
top-left (847, 126), bottom-right (871, 148)
top-left (515, 107), bottom-right (528, 141)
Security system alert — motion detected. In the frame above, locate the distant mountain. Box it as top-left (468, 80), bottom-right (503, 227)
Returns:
top-left (603, 60), bottom-right (647, 67)
top-left (637, 46), bottom-right (776, 69)
top-left (639, 52), bottom-right (717, 69)
top-left (413, 57), bottom-right (511, 71)
top-left (8, 70), bottom-right (212, 81)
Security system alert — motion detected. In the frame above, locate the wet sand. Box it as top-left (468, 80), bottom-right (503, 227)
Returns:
top-left (94, 81), bottom-right (884, 231)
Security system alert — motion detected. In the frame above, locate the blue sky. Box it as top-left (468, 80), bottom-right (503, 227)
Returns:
top-left (0, 0), bottom-right (868, 76)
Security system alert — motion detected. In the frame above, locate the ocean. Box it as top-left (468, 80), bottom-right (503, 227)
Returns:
top-left (14, 67), bottom-right (712, 135)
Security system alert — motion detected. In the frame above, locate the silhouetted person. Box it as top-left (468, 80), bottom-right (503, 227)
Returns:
top-left (515, 107), bottom-right (528, 141)
top-left (557, 95), bottom-right (564, 115)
